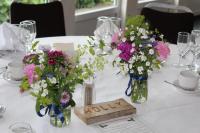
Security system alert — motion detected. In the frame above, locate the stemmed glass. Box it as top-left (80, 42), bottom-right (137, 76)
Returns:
top-left (190, 30), bottom-right (200, 71)
top-left (19, 20), bottom-right (36, 54)
top-left (175, 32), bottom-right (190, 67)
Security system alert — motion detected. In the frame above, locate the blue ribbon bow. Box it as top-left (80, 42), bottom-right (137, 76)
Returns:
top-left (37, 104), bottom-right (65, 123)
top-left (125, 72), bottom-right (147, 96)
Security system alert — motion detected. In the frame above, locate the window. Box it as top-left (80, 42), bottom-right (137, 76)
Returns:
top-left (75, 0), bottom-right (117, 14)
top-left (17, 0), bottom-right (46, 4)
top-left (0, 0), bottom-right (46, 23)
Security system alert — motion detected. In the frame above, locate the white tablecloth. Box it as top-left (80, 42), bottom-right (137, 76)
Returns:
top-left (0, 36), bottom-right (200, 133)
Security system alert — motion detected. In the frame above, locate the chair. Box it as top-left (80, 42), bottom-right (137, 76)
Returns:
top-left (141, 2), bottom-right (194, 44)
top-left (10, 1), bottom-right (66, 38)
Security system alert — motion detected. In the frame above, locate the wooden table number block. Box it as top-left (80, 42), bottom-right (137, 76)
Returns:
top-left (74, 98), bottom-right (136, 125)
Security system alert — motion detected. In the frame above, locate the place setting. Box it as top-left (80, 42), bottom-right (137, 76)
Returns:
top-left (164, 69), bottom-right (200, 95)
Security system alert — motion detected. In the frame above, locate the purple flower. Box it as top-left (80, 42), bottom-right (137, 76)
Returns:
top-left (60, 91), bottom-right (71, 105)
top-left (117, 42), bottom-right (135, 62)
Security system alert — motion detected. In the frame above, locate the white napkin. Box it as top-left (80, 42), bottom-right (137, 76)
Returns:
top-left (94, 20), bottom-right (120, 43)
top-left (0, 22), bottom-right (24, 51)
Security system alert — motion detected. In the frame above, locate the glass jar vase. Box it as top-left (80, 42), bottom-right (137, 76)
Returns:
top-left (131, 78), bottom-right (148, 103)
top-left (49, 106), bottom-right (71, 127)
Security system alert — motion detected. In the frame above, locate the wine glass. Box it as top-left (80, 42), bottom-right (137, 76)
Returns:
top-left (96, 16), bottom-right (109, 29)
top-left (190, 30), bottom-right (200, 71)
top-left (109, 17), bottom-right (121, 29)
top-left (9, 122), bottom-right (33, 133)
top-left (175, 32), bottom-right (190, 67)
top-left (19, 20), bottom-right (36, 54)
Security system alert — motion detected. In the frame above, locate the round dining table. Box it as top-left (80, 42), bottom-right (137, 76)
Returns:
top-left (0, 36), bottom-right (200, 133)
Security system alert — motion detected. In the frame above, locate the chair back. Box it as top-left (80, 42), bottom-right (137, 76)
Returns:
top-left (144, 2), bottom-right (192, 13)
top-left (10, 1), bottom-right (66, 38)
top-left (141, 3), bottom-right (194, 44)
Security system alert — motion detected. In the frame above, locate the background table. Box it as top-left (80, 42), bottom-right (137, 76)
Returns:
top-left (0, 36), bottom-right (200, 133)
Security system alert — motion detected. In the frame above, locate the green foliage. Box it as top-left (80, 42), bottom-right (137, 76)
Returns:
top-left (76, 38), bottom-right (107, 80)
top-left (0, 0), bottom-right (10, 23)
top-left (76, 0), bottom-right (113, 9)
top-left (126, 15), bottom-right (148, 28)
top-left (18, 0), bottom-right (45, 4)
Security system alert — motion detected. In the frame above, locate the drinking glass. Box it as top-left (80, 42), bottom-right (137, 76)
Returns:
top-left (9, 122), bottom-right (33, 133)
top-left (10, 24), bottom-right (22, 53)
top-left (190, 30), bottom-right (200, 71)
top-left (96, 16), bottom-right (109, 29)
top-left (175, 32), bottom-right (190, 67)
top-left (19, 20), bottom-right (36, 54)
top-left (109, 17), bottom-right (121, 29)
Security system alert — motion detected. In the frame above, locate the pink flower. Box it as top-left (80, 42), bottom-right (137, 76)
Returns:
top-left (117, 42), bottom-right (135, 62)
top-left (60, 91), bottom-right (71, 104)
top-left (155, 41), bottom-right (170, 61)
top-left (24, 64), bottom-right (36, 84)
top-left (112, 30), bottom-right (125, 44)
top-left (112, 32), bottom-right (120, 43)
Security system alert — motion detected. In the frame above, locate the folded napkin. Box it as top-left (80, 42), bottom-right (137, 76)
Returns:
top-left (0, 22), bottom-right (24, 51)
top-left (94, 20), bottom-right (120, 43)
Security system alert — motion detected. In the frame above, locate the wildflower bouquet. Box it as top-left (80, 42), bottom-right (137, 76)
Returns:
top-left (20, 41), bottom-right (106, 127)
top-left (112, 15), bottom-right (170, 103)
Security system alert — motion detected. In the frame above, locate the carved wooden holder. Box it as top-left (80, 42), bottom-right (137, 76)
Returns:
top-left (74, 98), bottom-right (136, 125)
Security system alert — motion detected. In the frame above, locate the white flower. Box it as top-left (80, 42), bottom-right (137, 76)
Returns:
top-left (124, 64), bottom-right (129, 72)
top-left (146, 61), bottom-right (150, 66)
top-left (129, 56), bottom-right (136, 64)
top-left (41, 89), bottom-right (48, 97)
top-left (31, 81), bottom-right (41, 90)
top-left (150, 38), bottom-right (155, 42)
top-left (125, 27), bottom-right (128, 30)
top-left (39, 54), bottom-right (44, 64)
top-left (141, 55), bottom-right (147, 61)
top-left (138, 28), bottom-right (145, 34)
top-left (147, 44), bottom-right (152, 47)
top-left (130, 69), bottom-right (134, 73)
top-left (140, 51), bottom-right (144, 55)
top-left (41, 80), bottom-right (47, 89)
top-left (160, 34), bottom-right (164, 39)
top-left (122, 37), bottom-right (127, 42)
top-left (137, 66), bottom-right (144, 73)
top-left (129, 64), bottom-right (133, 68)
top-left (141, 35), bottom-right (148, 39)
top-left (139, 71), bottom-right (143, 75)
top-left (139, 44), bottom-right (143, 47)
top-left (49, 77), bottom-right (57, 84)
top-left (33, 89), bottom-right (39, 94)
top-left (149, 49), bottom-right (154, 55)
top-left (130, 36), bottom-right (135, 41)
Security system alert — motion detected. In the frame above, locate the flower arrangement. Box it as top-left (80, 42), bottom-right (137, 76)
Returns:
top-left (20, 40), bottom-right (107, 127)
top-left (112, 15), bottom-right (170, 103)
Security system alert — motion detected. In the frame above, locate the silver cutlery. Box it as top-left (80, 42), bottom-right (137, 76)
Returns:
top-left (164, 80), bottom-right (186, 90)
